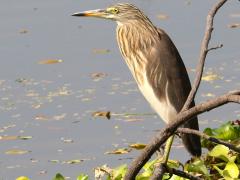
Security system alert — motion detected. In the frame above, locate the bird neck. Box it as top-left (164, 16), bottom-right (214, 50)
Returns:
top-left (116, 19), bottom-right (159, 51)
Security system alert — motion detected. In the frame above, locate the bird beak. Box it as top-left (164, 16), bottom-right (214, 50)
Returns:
top-left (71, 9), bottom-right (107, 18)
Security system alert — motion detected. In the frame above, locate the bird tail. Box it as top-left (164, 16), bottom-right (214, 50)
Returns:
top-left (181, 116), bottom-right (202, 156)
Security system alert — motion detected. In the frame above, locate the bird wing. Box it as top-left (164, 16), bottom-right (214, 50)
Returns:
top-left (147, 28), bottom-right (201, 156)
top-left (146, 28), bottom-right (193, 113)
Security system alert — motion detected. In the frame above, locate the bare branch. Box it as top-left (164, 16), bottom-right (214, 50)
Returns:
top-left (168, 167), bottom-right (203, 180)
top-left (151, 163), bottom-right (203, 180)
top-left (178, 128), bottom-right (240, 153)
top-left (124, 0), bottom-right (238, 179)
top-left (124, 91), bottom-right (240, 180)
top-left (207, 44), bottom-right (223, 52)
top-left (182, 0), bottom-right (228, 111)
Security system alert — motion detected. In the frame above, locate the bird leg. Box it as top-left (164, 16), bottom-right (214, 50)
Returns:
top-left (162, 135), bottom-right (174, 163)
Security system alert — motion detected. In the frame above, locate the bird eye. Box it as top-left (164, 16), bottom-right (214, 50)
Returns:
top-left (107, 7), bottom-right (119, 14)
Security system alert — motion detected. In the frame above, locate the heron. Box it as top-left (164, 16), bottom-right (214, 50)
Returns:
top-left (72, 3), bottom-right (201, 157)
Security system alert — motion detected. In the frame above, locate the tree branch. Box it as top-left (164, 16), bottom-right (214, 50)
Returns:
top-left (124, 91), bottom-right (240, 180)
top-left (124, 0), bottom-right (238, 179)
top-left (168, 167), bottom-right (203, 180)
top-left (151, 163), bottom-right (166, 180)
top-left (177, 128), bottom-right (240, 153)
top-left (151, 163), bottom-right (203, 180)
top-left (207, 43), bottom-right (223, 52)
top-left (182, 0), bottom-right (228, 111)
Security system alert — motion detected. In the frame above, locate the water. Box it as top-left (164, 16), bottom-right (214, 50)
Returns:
top-left (0, 0), bottom-right (239, 179)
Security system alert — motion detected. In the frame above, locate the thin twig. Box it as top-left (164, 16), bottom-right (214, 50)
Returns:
top-left (177, 128), bottom-right (240, 153)
top-left (152, 163), bottom-right (203, 180)
top-left (182, 0), bottom-right (228, 111)
top-left (124, 91), bottom-right (240, 180)
top-left (207, 44), bottom-right (223, 52)
top-left (168, 167), bottom-right (203, 180)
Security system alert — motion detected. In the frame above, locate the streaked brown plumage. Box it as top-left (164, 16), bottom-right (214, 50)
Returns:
top-left (72, 3), bottom-right (201, 156)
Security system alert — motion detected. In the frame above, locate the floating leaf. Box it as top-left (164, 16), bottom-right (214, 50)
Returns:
top-left (35, 115), bottom-right (49, 121)
top-left (157, 13), bottom-right (169, 20)
top-left (52, 173), bottom-right (65, 180)
top-left (32, 104), bottom-right (41, 109)
top-left (49, 160), bottom-right (60, 163)
top-left (5, 149), bottom-right (30, 155)
top-left (129, 143), bottom-right (146, 150)
top-left (105, 148), bottom-right (131, 155)
top-left (38, 170), bottom-right (47, 175)
top-left (202, 72), bottom-right (220, 82)
top-left (124, 118), bottom-right (143, 122)
top-left (90, 72), bottom-right (108, 81)
top-left (63, 159), bottom-right (83, 164)
top-left (92, 111), bottom-right (111, 120)
top-left (61, 137), bottom-right (74, 143)
top-left (0, 136), bottom-right (18, 141)
top-left (16, 176), bottom-right (30, 180)
top-left (19, 29), bottom-right (28, 34)
top-left (228, 23), bottom-right (240, 28)
top-left (53, 113), bottom-right (67, 121)
top-left (77, 174), bottom-right (89, 180)
top-left (92, 49), bottom-right (110, 54)
top-left (18, 136), bottom-right (32, 140)
top-left (38, 59), bottom-right (63, 64)
top-left (202, 93), bottom-right (215, 97)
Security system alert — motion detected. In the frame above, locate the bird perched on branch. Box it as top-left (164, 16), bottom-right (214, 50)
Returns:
top-left (72, 3), bottom-right (201, 157)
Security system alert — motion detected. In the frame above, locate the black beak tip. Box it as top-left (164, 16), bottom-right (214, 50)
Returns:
top-left (71, 13), bottom-right (84, 17)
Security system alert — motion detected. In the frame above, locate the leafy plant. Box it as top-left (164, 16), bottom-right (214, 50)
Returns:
top-left (50, 121), bottom-right (239, 179)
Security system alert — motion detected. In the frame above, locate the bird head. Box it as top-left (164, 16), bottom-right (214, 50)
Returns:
top-left (72, 3), bottom-right (146, 24)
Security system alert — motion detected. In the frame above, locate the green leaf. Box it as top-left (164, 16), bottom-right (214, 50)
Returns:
top-left (5, 149), bottom-right (30, 155)
top-left (167, 160), bottom-right (181, 169)
top-left (214, 162), bottom-right (240, 180)
top-left (52, 173), bottom-right (65, 180)
top-left (203, 128), bottom-right (214, 136)
top-left (224, 162), bottom-right (239, 179)
top-left (185, 158), bottom-right (209, 176)
top-left (18, 136), bottom-right (33, 140)
top-left (129, 143), bottom-right (146, 150)
top-left (77, 174), bottom-right (89, 180)
top-left (208, 144), bottom-right (236, 162)
top-left (16, 176), bottom-right (30, 180)
top-left (112, 164), bottom-right (127, 180)
top-left (202, 128), bottom-right (215, 149)
top-left (213, 122), bottom-right (239, 140)
top-left (142, 159), bottom-right (157, 172)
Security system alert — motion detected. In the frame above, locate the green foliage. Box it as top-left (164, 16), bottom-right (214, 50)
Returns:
top-left (202, 121), bottom-right (240, 149)
top-left (51, 121), bottom-right (239, 179)
top-left (16, 176), bottom-right (30, 180)
top-left (52, 173), bottom-right (65, 180)
top-left (77, 174), bottom-right (89, 180)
